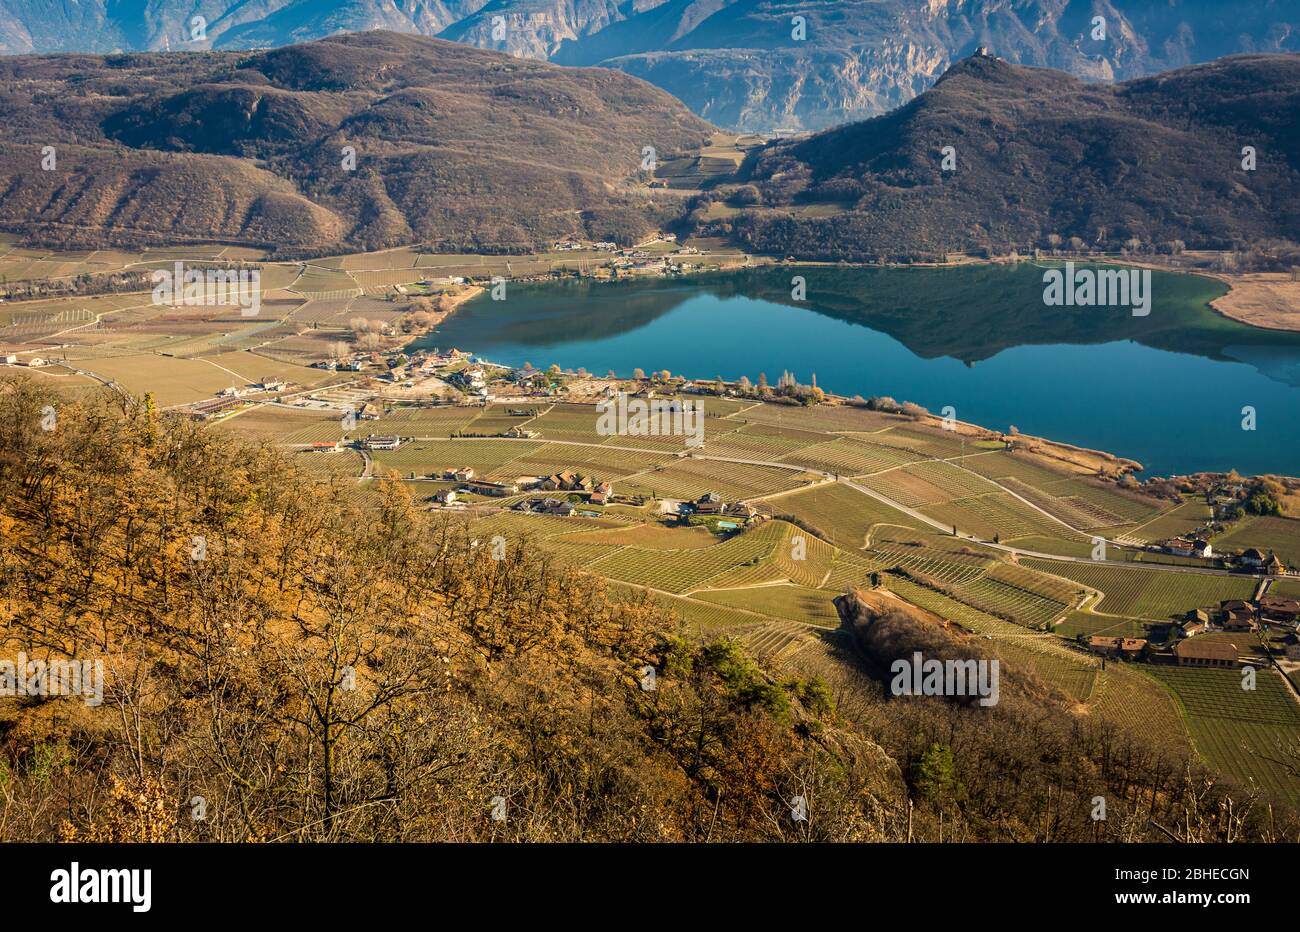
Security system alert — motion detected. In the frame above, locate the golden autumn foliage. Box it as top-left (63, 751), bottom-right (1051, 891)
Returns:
top-left (0, 378), bottom-right (893, 842)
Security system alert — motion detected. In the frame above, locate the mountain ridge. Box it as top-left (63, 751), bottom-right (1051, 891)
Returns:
top-left (2, 1), bottom-right (1298, 132)
top-left (704, 52), bottom-right (1300, 261)
top-left (0, 31), bottom-right (712, 253)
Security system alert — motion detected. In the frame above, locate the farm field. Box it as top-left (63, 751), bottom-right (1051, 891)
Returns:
top-left (1213, 515), bottom-right (1300, 569)
top-left (1022, 560), bottom-right (1258, 620)
top-left (619, 458), bottom-right (812, 501)
top-left (1125, 497), bottom-right (1214, 542)
top-left (1144, 665), bottom-right (1300, 805)
top-left (695, 585), bottom-right (842, 627)
top-left (775, 482), bottom-right (924, 549)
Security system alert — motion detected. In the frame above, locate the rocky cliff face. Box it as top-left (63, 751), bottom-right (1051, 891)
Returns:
top-left (1, 0), bottom-right (1297, 132)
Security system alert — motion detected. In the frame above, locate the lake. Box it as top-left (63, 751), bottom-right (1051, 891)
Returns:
top-left (411, 264), bottom-right (1300, 477)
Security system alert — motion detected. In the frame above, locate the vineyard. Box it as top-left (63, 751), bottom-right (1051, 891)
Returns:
top-left (1022, 560), bottom-right (1258, 620)
top-left (1144, 666), bottom-right (1300, 804)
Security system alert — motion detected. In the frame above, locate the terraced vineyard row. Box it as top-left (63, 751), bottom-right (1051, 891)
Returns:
top-left (1144, 666), bottom-right (1300, 804)
top-left (883, 577), bottom-right (1099, 702)
top-left (868, 544), bottom-right (991, 584)
top-left (587, 521), bottom-right (787, 593)
top-left (1022, 560), bottom-right (1258, 620)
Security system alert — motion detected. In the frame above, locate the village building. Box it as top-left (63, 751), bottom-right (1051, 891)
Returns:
top-left (357, 402), bottom-right (381, 420)
top-left (1238, 548), bottom-right (1268, 569)
top-left (1284, 633), bottom-right (1300, 661)
top-left (516, 497), bottom-right (576, 516)
top-left (694, 492), bottom-right (725, 515)
top-left (259, 379), bottom-right (287, 392)
top-left (462, 479), bottom-right (519, 497)
top-left (1086, 636), bottom-right (1147, 660)
top-left (1174, 637), bottom-right (1239, 668)
top-left (1163, 537), bottom-right (1212, 558)
top-left (310, 440), bottom-right (341, 453)
top-left (363, 435), bottom-right (402, 451)
top-left (431, 489), bottom-right (458, 505)
top-left (1219, 599), bottom-right (1257, 632)
top-left (0, 354), bottom-right (17, 365)
top-left (188, 396), bottom-right (243, 420)
top-left (1259, 595), bottom-right (1300, 623)
top-left (444, 467), bottom-right (476, 482)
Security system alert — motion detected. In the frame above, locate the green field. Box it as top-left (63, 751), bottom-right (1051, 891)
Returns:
top-left (1144, 665), bottom-right (1300, 804)
top-left (1022, 560), bottom-right (1258, 620)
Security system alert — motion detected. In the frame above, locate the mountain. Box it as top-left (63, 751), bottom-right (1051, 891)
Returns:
top-left (0, 31), bottom-right (712, 252)
top-left (706, 53), bottom-right (1300, 261)
top-left (2, 1), bottom-right (1299, 132)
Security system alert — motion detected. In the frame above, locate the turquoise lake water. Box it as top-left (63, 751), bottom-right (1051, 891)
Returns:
top-left (412, 264), bottom-right (1300, 477)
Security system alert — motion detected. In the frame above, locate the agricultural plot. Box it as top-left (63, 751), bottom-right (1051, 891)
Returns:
top-left (370, 439), bottom-right (543, 478)
top-left (1044, 477), bottom-right (1165, 525)
top-left (705, 522), bottom-right (836, 589)
top-left (1054, 610), bottom-right (1150, 639)
top-left (869, 425), bottom-right (973, 459)
top-left (775, 482), bottom-right (924, 549)
top-left (741, 621), bottom-right (825, 664)
top-left (370, 406), bottom-right (485, 436)
top-left (921, 492), bottom-right (1070, 542)
top-left (202, 351), bottom-right (329, 387)
top-left (291, 449), bottom-right (364, 481)
top-left (619, 458), bottom-right (809, 501)
top-left (948, 575), bottom-right (1072, 628)
top-left (993, 477), bottom-right (1124, 531)
top-left (700, 422), bottom-right (824, 460)
top-left (1021, 560), bottom-right (1258, 620)
top-left (885, 577), bottom-right (1098, 702)
top-left (738, 403), bottom-right (899, 433)
top-left (870, 543), bottom-right (991, 585)
top-left (1088, 667), bottom-right (1191, 751)
top-left (859, 461), bottom-right (1001, 508)
top-left (213, 406), bottom-right (338, 441)
top-left (1126, 498), bottom-right (1214, 542)
top-left (959, 450), bottom-right (1076, 485)
top-left (653, 594), bottom-right (766, 634)
top-left (1144, 665), bottom-right (1300, 804)
top-left (76, 354), bottom-right (241, 406)
top-left (823, 551), bottom-right (888, 591)
top-left (779, 436), bottom-right (920, 475)
top-left (587, 521), bottom-right (785, 594)
top-left (567, 523), bottom-right (720, 550)
top-left (696, 585), bottom-right (842, 628)
top-left (1268, 577), bottom-right (1300, 600)
top-left (506, 443), bottom-right (673, 480)
top-left (1212, 515), bottom-right (1300, 569)
top-left (527, 404), bottom-right (607, 443)
top-left (291, 266), bottom-right (360, 295)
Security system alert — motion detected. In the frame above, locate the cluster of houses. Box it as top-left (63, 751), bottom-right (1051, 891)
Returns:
top-left (691, 492), bottom-right (758, 522)
top-left (1086, 592), bottom-right (1300, 667)
top-left (426, 466), bottom-right (615, 510)
top-left (552, 240), bottom-right (618, 252)
top-left (1153, 537), bottom-right (1288, 575)
top-left (1158, 537), bottom-right (1213, 558)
